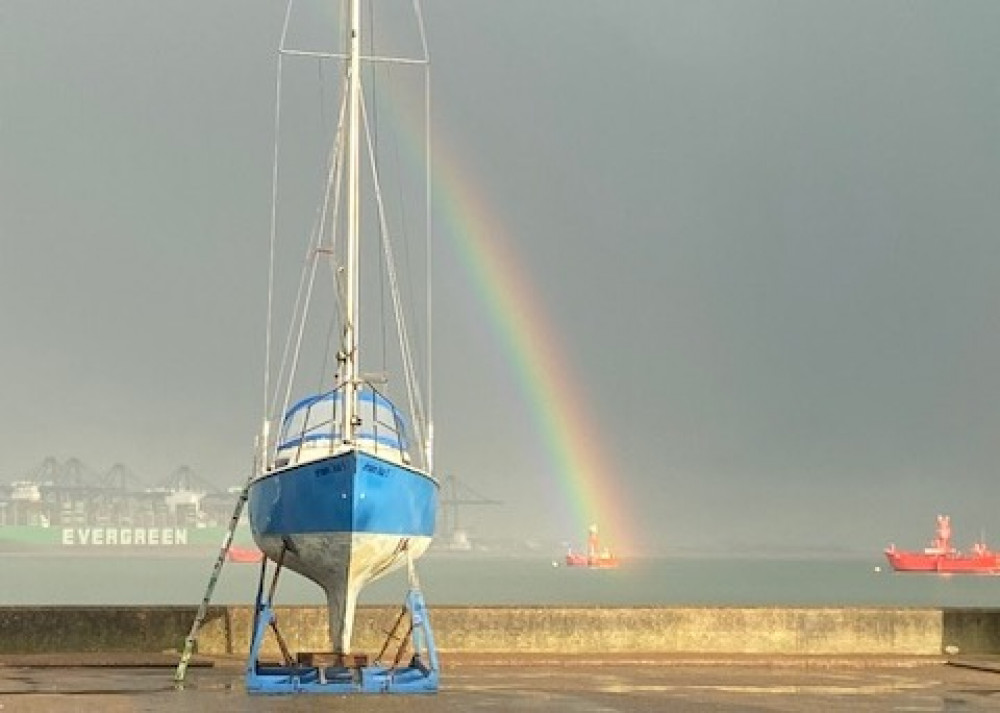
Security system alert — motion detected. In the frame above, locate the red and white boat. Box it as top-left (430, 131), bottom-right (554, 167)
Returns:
top-left (565, 524), bottom-right (619, 569)
top-left (885, 515), bottom-right (1000, 574)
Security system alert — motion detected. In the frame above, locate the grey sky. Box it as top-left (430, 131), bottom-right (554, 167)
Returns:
top-left (2, 1), bottom-right (999, 555)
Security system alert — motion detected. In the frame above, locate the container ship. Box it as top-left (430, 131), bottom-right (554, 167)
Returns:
top-left (0, 459), bottom-right (249, 555)
top-left (884, 515), bottom-right (1000, 574)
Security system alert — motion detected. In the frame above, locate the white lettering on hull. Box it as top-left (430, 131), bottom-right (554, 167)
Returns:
top-left (59, 528), bottom-right (192, 546)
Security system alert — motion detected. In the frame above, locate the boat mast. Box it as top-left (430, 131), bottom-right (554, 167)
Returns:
top-left (342, 0), bottom-right (362, 445)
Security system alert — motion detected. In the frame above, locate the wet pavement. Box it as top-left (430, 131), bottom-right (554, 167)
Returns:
top-left (2, 655), bottom-right (1000, 711)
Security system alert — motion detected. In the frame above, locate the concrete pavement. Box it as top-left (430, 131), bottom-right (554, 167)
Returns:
top-left (2, 655), bottom-right (1000, 711)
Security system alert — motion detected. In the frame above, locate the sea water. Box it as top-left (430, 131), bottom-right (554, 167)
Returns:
top-left (3, 552), bottom-right (1000, 608)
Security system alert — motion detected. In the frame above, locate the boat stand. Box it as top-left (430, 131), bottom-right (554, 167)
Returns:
top-left (245, 554), bottom-right (439, 694)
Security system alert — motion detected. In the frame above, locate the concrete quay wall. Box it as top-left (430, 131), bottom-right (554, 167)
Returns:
top-left (2, 606), bottom-right (1000, 657)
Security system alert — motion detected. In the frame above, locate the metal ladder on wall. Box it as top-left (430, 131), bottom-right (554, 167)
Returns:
top-left (173, 476), bottom-right (252, 684)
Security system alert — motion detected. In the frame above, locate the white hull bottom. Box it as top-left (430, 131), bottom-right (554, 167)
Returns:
top-left (255, 532), bottom-right (432, 653)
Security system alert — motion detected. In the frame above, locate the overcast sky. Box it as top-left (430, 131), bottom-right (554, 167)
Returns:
top-left (2, 1), bottom-right (999, 556)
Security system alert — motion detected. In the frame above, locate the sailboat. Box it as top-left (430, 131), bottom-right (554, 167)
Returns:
top-left (244, 0), bottom-right (440, 694)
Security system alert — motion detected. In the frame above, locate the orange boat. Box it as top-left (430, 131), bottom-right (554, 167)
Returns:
top-left (885, 515), bottom-right (1000, 574)
top-left (565, 525), bottom-right (619, 568)
top-left (227, 545), bottom-right (264, 564)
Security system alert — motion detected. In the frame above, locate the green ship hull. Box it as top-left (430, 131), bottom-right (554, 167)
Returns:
top-left (0, 525), bottom-right (251, 552)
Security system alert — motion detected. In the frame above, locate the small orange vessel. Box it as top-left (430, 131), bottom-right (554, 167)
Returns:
top-left (565, 524), bottom-right (619, 568)
top-left (227, 545), bottom-right (264, 564)
top-left (885, 515), bottom-right (1000, 574)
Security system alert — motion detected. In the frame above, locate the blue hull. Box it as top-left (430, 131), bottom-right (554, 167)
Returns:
top-left (246, 450), bottom-right (437, 654)
top-left (249, 451), bottom-right (437, 538)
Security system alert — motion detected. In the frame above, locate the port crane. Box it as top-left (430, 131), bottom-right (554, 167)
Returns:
top-left (438, 474), bottom-right (501, 547)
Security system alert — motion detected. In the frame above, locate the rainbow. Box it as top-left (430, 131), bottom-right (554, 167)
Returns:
top-left (430, 150), bottom-right (636, 554)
